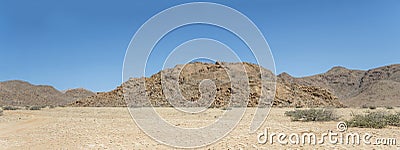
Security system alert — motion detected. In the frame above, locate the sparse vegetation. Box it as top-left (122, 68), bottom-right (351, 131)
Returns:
top-left (220, 106), bottom-right (232, 110)
top-left (385, 113), bottom-right (400, 127)
top-left (0, 108), bottom-right (3, 116)
top-left (385, 106), bottom-right (394, 109)
top-left (361, 105), bottom-right (377, 109)
top-left (295, 105), bottom-right (303, 108)
top-left (285, 108), bottom-right (338, 122)
top-left (346, 112), bottom-right (400, 129)
top-left (346, 112), bottom-right (387, 128)
top-left (2, 106), bottom-right (19, 110)
top-left (28, 106), bottom-right (42, 110)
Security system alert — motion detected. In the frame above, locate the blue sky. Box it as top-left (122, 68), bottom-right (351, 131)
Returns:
top-left (1, 0), bottom-right (399, 92)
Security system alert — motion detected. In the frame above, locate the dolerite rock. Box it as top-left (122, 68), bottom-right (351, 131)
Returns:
top-left (122, 62), bottom-right (276, 108)
top-left (70, 62), bottom-right (345, 108)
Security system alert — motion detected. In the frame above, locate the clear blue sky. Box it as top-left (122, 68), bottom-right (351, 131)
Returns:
top-left (1, 0), bottom-right (399, 92)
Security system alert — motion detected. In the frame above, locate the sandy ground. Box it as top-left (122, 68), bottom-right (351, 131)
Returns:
top-left (0, 107), bottom-right (400, 149)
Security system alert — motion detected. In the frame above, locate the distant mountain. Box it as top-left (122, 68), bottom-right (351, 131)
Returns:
top-left (0, 80), bottom-right (94, 106)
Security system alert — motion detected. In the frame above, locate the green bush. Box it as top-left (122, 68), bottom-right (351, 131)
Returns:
top-left (285, 109), bottom-right (338, 122)
top-left (346, 112), bottom-right (400, 129)
top-left (2, 106), bottom-right (19, 110)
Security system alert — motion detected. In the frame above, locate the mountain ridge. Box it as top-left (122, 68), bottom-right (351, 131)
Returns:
top-left (1, 63), bottom-right (399, 107)
top-left (0, 80), bottom-right (94, 106)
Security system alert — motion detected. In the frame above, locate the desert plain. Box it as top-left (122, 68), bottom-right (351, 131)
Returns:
top-left (1, 107), bottom-right (399, 149)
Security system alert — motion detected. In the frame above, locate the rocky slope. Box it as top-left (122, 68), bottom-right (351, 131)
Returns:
top-left (0, 80), bottom-right (93, 106)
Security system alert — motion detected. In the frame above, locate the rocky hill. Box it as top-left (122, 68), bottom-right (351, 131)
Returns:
top-left (71, 62), bottom-right (344, 108)
top-left (0, 80), bottom-right (93, 106)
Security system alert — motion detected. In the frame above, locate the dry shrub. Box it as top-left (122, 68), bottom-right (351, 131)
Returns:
top-left (2, 106), bottom-right (19, 110)
top-left (285, 109), bottom-right (338, 122)
top-left (346, 112), bottom-right (400, 129)
top-left (28, 106), bottom-right (42, 110)
top-left (385, 106), bottom-right (394, 109)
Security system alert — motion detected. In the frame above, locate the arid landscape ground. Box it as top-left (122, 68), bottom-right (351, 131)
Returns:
top-left (0, 107), bottom-right (399, 149)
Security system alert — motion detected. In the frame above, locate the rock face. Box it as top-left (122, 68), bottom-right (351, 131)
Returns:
top-left (0, 80), bottom-right (94, 106)
top-left (71, 62), bottom-right (346, 108)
